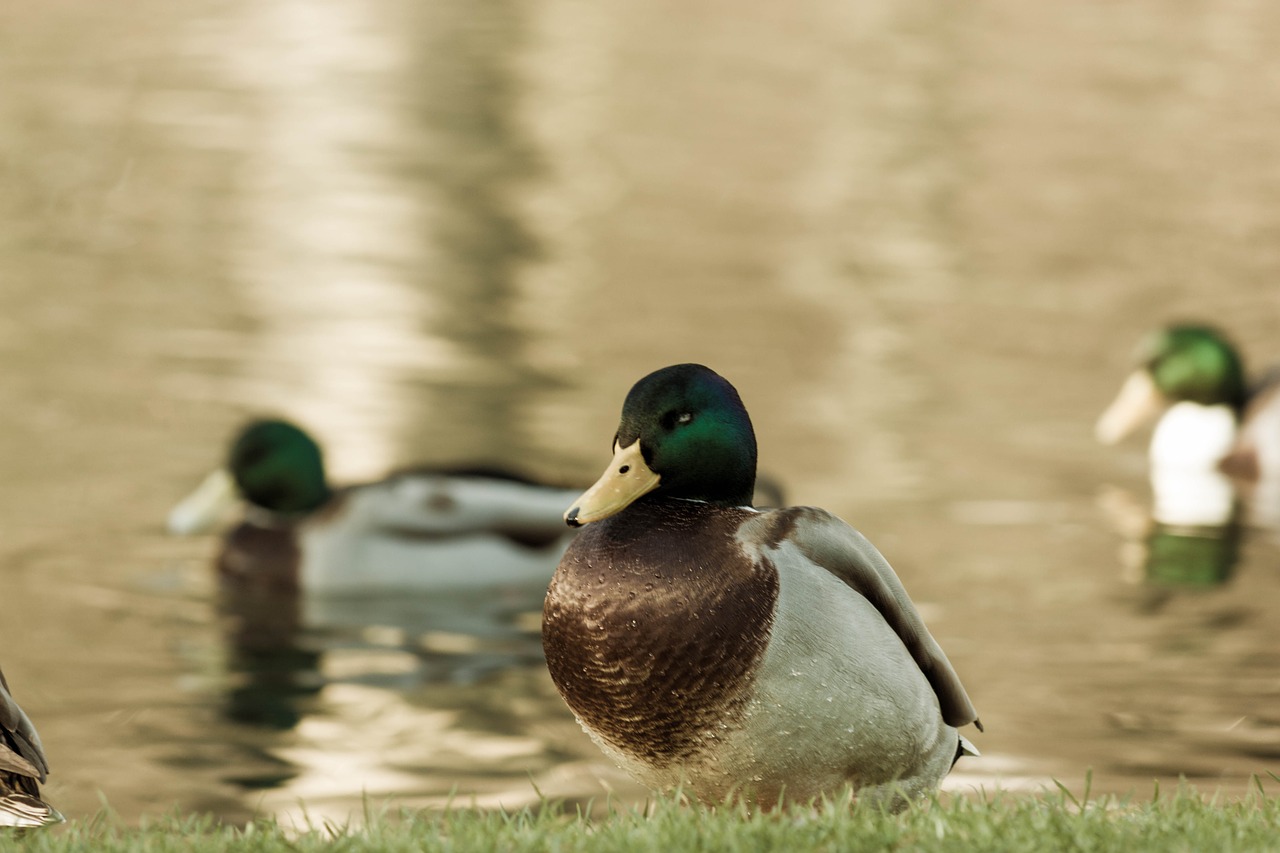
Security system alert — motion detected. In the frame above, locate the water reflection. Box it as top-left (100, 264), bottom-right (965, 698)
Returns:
top-left (1141, 522), bottom-right (1241, 589)
top-left (1098, 457), bottom-right (1246, 592)
top-left (196, 0), bottom-right (570, 480)
top-left (210, 565), bottom-right (570, 809)
top-left (216, 579), bottom-right (547, 731)
top-left (1140, 463), bottom-right (1244, 592)
top-left (216, 560), bottom-right (321, 732)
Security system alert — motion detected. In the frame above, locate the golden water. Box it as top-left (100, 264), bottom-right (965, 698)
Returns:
top-left (2, 0), bottom-right (1279, 825)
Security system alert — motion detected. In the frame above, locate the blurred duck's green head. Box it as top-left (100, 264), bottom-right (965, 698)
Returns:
top-left (1096, 325), bottom-right (1246, 444)
top-left (1141, 326), bottom-right (1246, 407)
top-left (565, 364), bottom-right (758, 526)
top-left (229, 419), bottom-right (332, 513)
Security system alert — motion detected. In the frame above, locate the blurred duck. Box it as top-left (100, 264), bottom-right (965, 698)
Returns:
top-left (168, 419), bottom-right (583, 594)
top-left (1096, 325), bottom-right (1280, 525)
top-left (0, 667), bottom-right (61, 828)
top-left (542, 364), bottom-right (980, 810)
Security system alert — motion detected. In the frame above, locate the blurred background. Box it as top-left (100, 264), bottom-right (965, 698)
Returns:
top-left (2, 0), bottom-right (1279, 827)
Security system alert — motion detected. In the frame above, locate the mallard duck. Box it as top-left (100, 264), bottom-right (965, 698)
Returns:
top-left (0, 667), bottom-right (61, 828)
top-left (1096, 325), bottom-right (1280, 526)
top-left (168, 419), bottom-right (583, 594)
top-left (542, 364), bottom-right (981, 809)
top-left (1096, 324), bottom-right (1280, 474)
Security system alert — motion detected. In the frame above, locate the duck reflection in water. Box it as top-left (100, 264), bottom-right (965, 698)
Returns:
top-left (214, 552), bottom-right (550, 733)
top-left (215, 525), bottom-right (322, 731)
top-left (1096, 324), bottom-right (1280, 590)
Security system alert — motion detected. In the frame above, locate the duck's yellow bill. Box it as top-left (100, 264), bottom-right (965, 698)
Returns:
top-left (1095, 370), bottom-right (1163, 444)
top-left (167, 468), bottom-right (239, 534)
top-left (565, 441), bottom-right (659, 527)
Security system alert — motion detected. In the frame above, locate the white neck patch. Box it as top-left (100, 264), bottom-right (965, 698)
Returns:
top-left (1149, 402), bottom-right (1237, 470)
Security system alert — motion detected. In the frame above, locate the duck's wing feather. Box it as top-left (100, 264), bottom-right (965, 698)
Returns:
top-left (778, 508), bottom-right (981, 731)
top-left (349, 475), bottom-right (580, 545)
top-left (0, 669), bottom-right (48, 782)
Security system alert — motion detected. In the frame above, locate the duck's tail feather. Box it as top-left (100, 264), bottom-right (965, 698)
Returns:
top-left (0, 792), bottom-right (63, 829)
top-left (952, 732), bottom-right (981, 767)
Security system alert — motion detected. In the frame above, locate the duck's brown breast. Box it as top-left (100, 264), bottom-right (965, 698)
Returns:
top-left (218, 522), bottom-right (302, 592)
top-left (542, 499), bottom-right (778, 766)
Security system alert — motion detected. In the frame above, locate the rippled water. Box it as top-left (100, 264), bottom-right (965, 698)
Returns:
top-left (2, 0), bottom-right (1280, 826)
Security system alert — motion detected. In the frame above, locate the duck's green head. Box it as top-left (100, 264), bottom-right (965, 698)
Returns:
top-left (228, 419), bottom-right (332, 514)
top-left (1096, 324), bottom-right (1246, 444)
top-left (565, 364), bottom-right (757, 526)
top-left (1141, 325), bottom-right (1246, 407)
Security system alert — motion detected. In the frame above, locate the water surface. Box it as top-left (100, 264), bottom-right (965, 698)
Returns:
top-left (2, 0), bottom-right (1280, 825)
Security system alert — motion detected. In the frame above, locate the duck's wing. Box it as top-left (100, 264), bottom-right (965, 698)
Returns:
top-left (357, 474), bottom-right (581, 545)
top-left (0, 669), bottom-right (48, 783)
top-left (778, 508), bottom-right (982, 731)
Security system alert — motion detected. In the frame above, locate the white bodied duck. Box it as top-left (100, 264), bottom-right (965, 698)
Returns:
top-left (542, 364), bottom-right (981, 809)
top-left (168, 419), bottom-right (583, 594)
top-left (0, 666), bottom-right (61, 828)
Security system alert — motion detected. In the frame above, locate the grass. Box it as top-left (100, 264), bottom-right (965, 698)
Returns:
top-left (3, 777), bottom-right (1280, 852)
